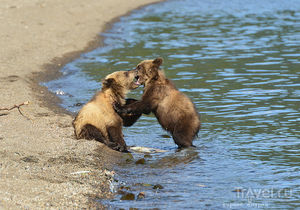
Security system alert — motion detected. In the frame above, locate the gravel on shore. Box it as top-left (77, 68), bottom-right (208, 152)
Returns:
top-left (0, 0), bottom-right (161, 208)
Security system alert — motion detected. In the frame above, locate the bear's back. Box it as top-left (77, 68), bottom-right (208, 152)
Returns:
top-left (154, 82), bottom-right (199, 132)
top-left (74, 91), bottom-right (122, 138)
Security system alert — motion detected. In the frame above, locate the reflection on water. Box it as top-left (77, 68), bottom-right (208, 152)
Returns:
top-left (45, 0), bottom-right (300, 208)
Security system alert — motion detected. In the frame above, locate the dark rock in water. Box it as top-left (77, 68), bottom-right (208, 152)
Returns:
top-left (153, 184), bottom-right (164, 189)
top-left (123, 153), bottom-right (134, 163)
top-left (126, 158), bottom-right (133, 163)
top-left (119, 186), bottom-right (131, 191)
top-left (135, 158), bottom-right (145, 164)
top-left (137, 192), bottom-right (145, 200)
top-left (74, 102), bottom-right (84, 107)
top-left (134, 183), bottom-right (152, 187)
top-left (124, 153), bottom-right (134, 159)
top-left (120, 192), bottom-right (135, 200)
top-left (144, 154), bottom-right (152, 158)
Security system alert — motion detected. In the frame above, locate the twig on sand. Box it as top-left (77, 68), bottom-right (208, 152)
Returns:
top-left (0, 101), bottom-right (30, 119)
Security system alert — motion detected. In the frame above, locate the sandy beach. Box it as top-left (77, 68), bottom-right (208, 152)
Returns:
top-left (0, 0), bottom-right (161, 208)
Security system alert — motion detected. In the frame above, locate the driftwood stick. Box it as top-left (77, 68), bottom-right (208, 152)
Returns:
top-left (0, 101), bottom-right (30, 119)
top-left (0, 101), bottom-right (30, 111)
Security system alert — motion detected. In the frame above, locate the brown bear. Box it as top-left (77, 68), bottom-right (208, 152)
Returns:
top-left (72, 70), bottom-right (141, 152)
top-left (114, 58), bottom-right (201, 148)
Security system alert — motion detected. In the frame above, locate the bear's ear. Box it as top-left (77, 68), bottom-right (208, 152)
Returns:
top-left (153, 57), bottom-right (163, 67)
top-left (103, 78), bottom-right (115, 88)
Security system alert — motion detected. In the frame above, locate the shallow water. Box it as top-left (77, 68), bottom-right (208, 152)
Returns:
top-left (45, 0), bottom-right (300, 208)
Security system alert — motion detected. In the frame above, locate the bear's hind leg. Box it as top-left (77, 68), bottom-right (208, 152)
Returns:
top-left (79, 124), bottom-right (107, 142)
top-left (172, 124), bottom-right (194, 148)
top-left (107, 126), bottom-right (129, 152)
top-left (172, 132), bottom-right (193, 148)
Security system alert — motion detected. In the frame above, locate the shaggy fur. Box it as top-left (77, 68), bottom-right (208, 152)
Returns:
top-left (73, 70), bottom-right (141, 152)
top-left (114, 58), bottom-right (201, 148)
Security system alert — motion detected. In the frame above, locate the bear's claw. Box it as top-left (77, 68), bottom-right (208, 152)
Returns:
top-left (113, 102), bottom-right (132, 114)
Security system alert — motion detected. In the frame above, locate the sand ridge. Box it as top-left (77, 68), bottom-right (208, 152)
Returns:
top-left (0, 0), bottom-right (162, 208)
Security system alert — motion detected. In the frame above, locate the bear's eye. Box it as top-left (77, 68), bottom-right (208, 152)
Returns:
top-left (136, 65), bottom-right (141, 71)
top-left (124, 71), bottom-right (129, 77)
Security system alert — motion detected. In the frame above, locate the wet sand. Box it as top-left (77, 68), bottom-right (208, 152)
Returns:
top-left (0, 0), bottom-right (161, 208)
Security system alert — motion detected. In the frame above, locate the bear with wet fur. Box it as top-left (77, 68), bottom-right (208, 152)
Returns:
top-left (114, 58), bottom-right (201, 148)
top-left (72, 70), bottom-right (141, 152)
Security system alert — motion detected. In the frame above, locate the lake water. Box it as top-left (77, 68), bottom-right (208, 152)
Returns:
top-left (45, 0), bottom-right (300, 208)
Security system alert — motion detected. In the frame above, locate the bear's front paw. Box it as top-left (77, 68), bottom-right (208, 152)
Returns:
top-left (123, 107), bottom-right (134, 114)
top-left (113, 102), bottom-right (124, 114)
top-left (113, 102), bottom-right (132, 114)
top-left (114, 144), bottom-right (130, 153)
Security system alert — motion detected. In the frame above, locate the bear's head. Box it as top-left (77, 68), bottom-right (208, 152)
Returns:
top-left (134, 57), bottom-right (163, 86)
top-left (102, 70), bottom-right (139, 92)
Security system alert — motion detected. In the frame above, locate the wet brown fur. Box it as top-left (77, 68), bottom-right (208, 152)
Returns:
top-left (72, 70), bottom-right (141, 152)
top-left (115, 58), bottom-right (201, 148)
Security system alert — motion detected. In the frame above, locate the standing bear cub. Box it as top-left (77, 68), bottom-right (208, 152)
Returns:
top-left (114, 58), bottom-right (201, 148)
top-left (73, 70), bottom-right (141, 152)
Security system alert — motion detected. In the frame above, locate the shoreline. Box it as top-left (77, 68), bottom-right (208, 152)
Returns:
top-left (33, 1), bottom-right (164, 116)
top-left (0, 0), bottom-right (162, 208)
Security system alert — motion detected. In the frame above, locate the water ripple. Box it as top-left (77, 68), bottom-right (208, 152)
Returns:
top-left (44, 0), bottom-right (300, 209)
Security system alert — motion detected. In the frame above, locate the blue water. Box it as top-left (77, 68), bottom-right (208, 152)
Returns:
top-left (45, 0), bottom-right (300, 209)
